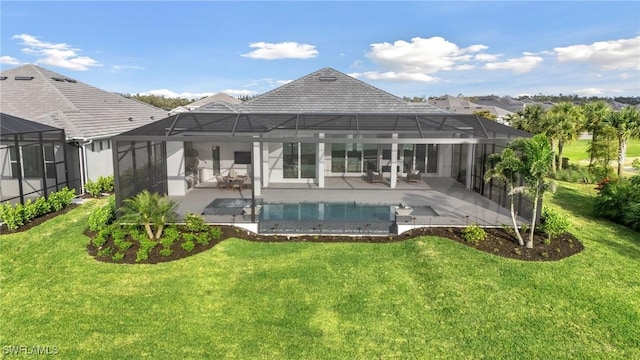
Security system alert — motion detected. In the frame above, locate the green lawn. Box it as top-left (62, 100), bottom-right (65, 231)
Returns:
top-left (563, 138), bottom-right (640, 163)
top-left (1, 187), bottom-right (639, 359)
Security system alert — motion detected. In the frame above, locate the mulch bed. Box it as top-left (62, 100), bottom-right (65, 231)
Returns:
top-left (86, 225), bottom-right (584, 264)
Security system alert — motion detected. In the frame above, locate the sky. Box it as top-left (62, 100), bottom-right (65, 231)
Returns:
top-left (1, 1), bottom-right (639, 100)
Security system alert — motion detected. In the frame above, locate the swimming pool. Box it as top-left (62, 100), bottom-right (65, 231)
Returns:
top-left (260, 202), bottom-right (394, 222)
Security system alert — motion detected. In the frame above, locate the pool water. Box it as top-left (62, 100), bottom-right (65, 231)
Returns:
top-left (260, 202), bottom-right (393, 222)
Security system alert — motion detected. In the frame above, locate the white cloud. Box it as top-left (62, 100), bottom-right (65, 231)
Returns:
top-left (241, 41), bottom-right (318, 60)
top-left (0, 56), bottom-right (20, 65)
top-left (366, 36), bottom-right (490, 74)
top-left (12, 34), bottom-right (101, 71)
top-left (573, 87), bottom-right (605, 96)
top-left (111, 65), bottom-right (145, 72)
top-left (554, 36), bottom-right (640, 70)
top-left (474, 53), bottom-right (501, 62)
top-left (484, 55), bottom-right (543, 73)
top-left (351, 71), bottom-right (438, 83)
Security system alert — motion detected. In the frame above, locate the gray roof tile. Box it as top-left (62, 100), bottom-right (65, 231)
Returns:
top-left (0, 64), bottom-right (169, 140)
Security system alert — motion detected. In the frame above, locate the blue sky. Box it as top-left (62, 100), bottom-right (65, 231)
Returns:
top-left (1, 1), bottom-right (639, 99)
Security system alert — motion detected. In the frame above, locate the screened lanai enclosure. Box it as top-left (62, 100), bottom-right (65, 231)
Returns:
top-left (0, 113), bottom-right (78, 205)
top-left (112, 68), bottom-right (535, 231)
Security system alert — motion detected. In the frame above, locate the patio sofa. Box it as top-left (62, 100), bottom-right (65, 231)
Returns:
top-left (366, 169), bottom-right (383, 183)
top-left (407, 169), bottom-right (421, 183)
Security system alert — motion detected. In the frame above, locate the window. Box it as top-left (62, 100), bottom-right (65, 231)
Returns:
top-left (331, 143), bottom-right (346, 172)
top-left (9, 144), bottom-right (55, 179)
top-left (283, 143), bottom-right (316, 179)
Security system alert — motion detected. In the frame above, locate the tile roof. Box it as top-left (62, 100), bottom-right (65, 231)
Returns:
top-left (199, 67), bottom-right (446, 114)
top-left (0, 64), bottom-right (169, 140)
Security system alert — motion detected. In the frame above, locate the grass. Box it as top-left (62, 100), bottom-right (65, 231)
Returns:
top-left (1, 190), bottom-right (639, 359)
top-left (562, 138), bottom-right (640, 163)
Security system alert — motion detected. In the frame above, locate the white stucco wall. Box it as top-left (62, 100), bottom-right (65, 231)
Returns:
top-left (85, 140), bottom-right (113, 181)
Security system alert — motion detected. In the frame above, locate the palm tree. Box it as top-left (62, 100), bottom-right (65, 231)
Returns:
top-left (484, 148), bottom-right (525, 246)
top-left (510, 104), bottom-right (546, 133)
top-left (543, 102), bottom-right (584, 172)
top-left (509, 134), bottom-right (555, 248)
top-left (608, 106), bottom-right (640, 176)
top-left (118, 190), bottom-right (177, 240)
top-left (581, 101), bottom-right (612, 165)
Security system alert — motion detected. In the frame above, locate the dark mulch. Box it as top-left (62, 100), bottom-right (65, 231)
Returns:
top-left (0, 204), bottom-right (79, 234)
top-left (86, 225), bottom-right (583, 264)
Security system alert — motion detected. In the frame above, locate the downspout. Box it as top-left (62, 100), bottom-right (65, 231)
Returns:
top-left (79, 139), bottom-right (93, 194)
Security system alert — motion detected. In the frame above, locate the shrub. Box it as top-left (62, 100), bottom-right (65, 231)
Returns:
top-left (118, 190), bottom-right (177, 240)
top-left (632, 158), bottom-right (640, 172)
top-left (85, 180), bottom-right (102, 198)
top-left (461, 225), bottom-right (486, 244)
top-left (1, 203), bottom-right (25, 230)
top-left (159, 248), bottom-right (173, 257)
top-left (181, 240), bottom-right (195, 252)
top-left (594, 178), bottom-right (640, 228)
top-left (48, 187), bottom-right (75, 211)
top-left (136, 237), bottom-right (158, 263)
top-left (184, 213), bottom-right (208, 233)
top-left (88, 195), bottom-right (116, 232)
top-left (97, 175), bottom-right (114, 193)
top-left (161, 227), bottom-right (180, 248)
top-left (112, 252), bottom-right (125, 262)
top-left (113, 233), bottom-right (133, 252)
top-left (195, 232), bottom-right (210, 245)
top-left (92, 233), bottom-right (108, 248)
top-left (23, 199), bottom-right (38, 223)
top-left (209, 226), bottom-right (223, 240)
top-left (540, 207), bottom-right (571, 242)
top-left (111, 225), bottom-right (127, 243)
top-left (97, 246), bottom-right (112, 257)
top-left (33, 197), bottom-right (51, 217)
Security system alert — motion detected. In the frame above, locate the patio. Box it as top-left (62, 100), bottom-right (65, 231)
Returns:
top-left (169, 176), bottom-right (523, 235)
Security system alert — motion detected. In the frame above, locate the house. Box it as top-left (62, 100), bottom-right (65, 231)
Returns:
top-left (169, 93), bottom-right (242, 115)
top-left (0, 64), bottom-right (168, 194)
top-left (427, 95), bottom-right (513, 124)
top-left (113, 67), bottom-right (533, 229)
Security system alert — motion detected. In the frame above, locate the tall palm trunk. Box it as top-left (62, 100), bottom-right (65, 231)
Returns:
top-left (550, 139), bottom-right (557, 173)
top-left (143, 223), bottom-right (155, 240)
top-left (558, 140), bottom-right (565, 170)
top-left (617, 137), bottom-right (627, 176)
top-left (509, 185), bottom-right (524, 246)
top-left (527, 186), bottom-right (540, 249)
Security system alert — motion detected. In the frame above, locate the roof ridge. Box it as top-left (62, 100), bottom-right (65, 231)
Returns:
top-left (30, 64), bottom-right (81, 112)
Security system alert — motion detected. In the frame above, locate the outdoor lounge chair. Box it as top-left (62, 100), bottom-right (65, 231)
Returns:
top-left (216, 176), bottom-right (229, 190)
top-left (407, 169), bottom-right (421, 183)
top-left (367, 169), bottom-right (383, 183)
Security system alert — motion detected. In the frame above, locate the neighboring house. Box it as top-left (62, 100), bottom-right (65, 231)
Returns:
top-left (169, 93), bottom-right (241, 115)
top-left (113, 67), bottom-right (533, 220)
top-left (0, 64), bottom-right (168, 194)
top-left (427, 95), bottom-right (513, 123)
top-left (470, 95), bottom-right (526, 113)
top-left (0, 113), bottom-right (72, 204)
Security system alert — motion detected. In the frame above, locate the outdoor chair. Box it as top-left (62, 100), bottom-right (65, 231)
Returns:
top-left (216, 176), bottom-right (229, 190)
top-left (407, 169), bottom-right (421, 183)
top-left (367, 169), bottom-right (383, 183)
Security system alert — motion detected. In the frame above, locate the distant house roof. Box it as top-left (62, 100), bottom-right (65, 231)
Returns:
top-left (468, 96), bottom-right (525, 113)
top-left (0, 64), bottom-right (169, 140)
top-left (118, 68), bottom-right (529, 141)
top-left (428, 95), bottom-right (513, 120)
top-left (0, 112), bottom-right (63, 135)
top-left (170, 92), bottom-right (241, 114)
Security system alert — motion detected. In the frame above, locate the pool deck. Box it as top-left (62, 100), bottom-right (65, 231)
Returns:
top-left (169, 176), bottom-right (524, 234)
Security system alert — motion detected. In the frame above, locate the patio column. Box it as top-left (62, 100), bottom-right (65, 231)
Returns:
top-left (317, 133), bottom-right (325, 188)
top-left (252, 140), bottom-right (261, 197)
top-left (390, 133), bottom-right (398, 189)
top-left (466, 144), bottom-right (473, 189)
top-left (166, 141), bottom-right (186, 196)
top-left (261, 143), bottom-right (269, 187)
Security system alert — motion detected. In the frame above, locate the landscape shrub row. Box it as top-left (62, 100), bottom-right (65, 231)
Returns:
top-left (84, 175), bottom-right (114, 198)
top-left (0, 187), bottom-right (76, 230)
